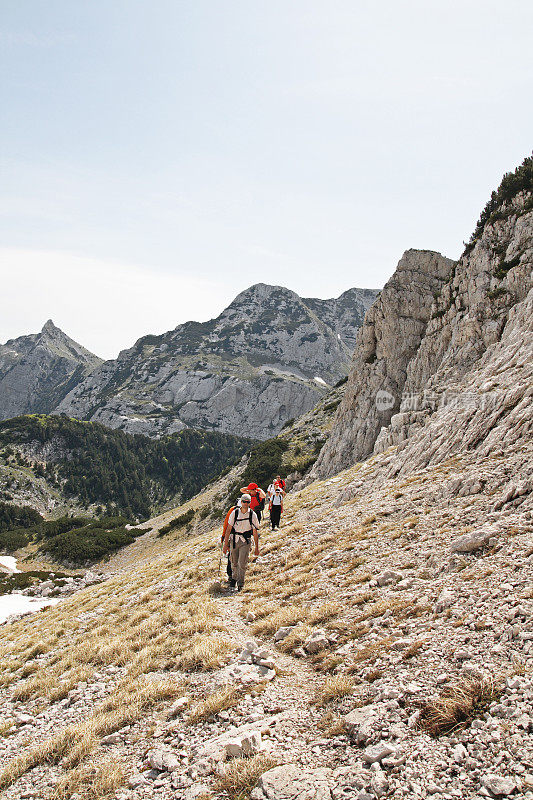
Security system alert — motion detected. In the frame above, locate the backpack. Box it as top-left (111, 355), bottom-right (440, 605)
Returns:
top-left (222, 506), bottom-right (237, 542)
top-left (228, 508), bottom-right (254, 544)
top-left (255, 491), bottom-right (265, 512)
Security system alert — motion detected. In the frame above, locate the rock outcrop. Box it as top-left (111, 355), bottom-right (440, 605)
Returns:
top-left (314, 189), bottom-right (532, 479)
top-left (0, 320), bottom-right (102, 421)
top-left (311, 250), bottom-right (455, 477)
top-left (55, 284), bottom-right (377, 439)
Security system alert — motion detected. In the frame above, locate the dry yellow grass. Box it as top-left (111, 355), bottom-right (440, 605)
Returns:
top-left (51, 756), bottom-right (125, 799)
top-left (317, 711), bottom-right (347, 737)
top-left (187, 686), bottom-right (240, 724)
top-left (418, 678), bottom-right (501, 736)
top-left (347, 637), bottom-right (394, 667)
top-left (215, 754), bottom-right (278, 799)
top-left (0, 729), bottom-right (72, 791)
top-left (317, 675), bottom-right (354, 705)
top-left (0, 675), bottom-right (185, 787)
top-left (308, 601), bottom-right (340, 625)
top-left (0, 720), bottom-right (15, 738)
top-left (276, 624), bottom-right (313, 654)
top-left (402, 640), bottom-right (425, 660)
top-left (251, 605), bottom-right (304, 636)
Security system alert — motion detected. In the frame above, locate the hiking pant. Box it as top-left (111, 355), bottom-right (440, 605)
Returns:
top-left (230, 538), bottom-right (251, 587)
top-left (270, 505), bottom-right (282, 529)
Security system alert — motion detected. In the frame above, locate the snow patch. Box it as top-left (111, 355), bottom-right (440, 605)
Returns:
top-left (0, 556), bottom-right (19, 574)
top-left (0, 595), bottom-right (59, 624)
top-left (314, 377), bottom-right (328, 387)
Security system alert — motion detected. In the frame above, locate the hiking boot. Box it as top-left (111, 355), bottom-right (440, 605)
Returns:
top-left (228, 578), bottom-right (236, 588)
top-left (237, 583), bottom-right (244, 592)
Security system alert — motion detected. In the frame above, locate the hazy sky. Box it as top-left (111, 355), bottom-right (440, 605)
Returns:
top-left (1, 1), bottom-right (532, 359)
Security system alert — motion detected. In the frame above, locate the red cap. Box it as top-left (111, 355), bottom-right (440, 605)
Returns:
top-left (246, 483), bottom-right (258, 491)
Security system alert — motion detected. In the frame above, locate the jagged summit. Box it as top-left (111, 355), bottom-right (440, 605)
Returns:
top-left (0, 323), bottom-right (102, 422)
top-left (41, 319), bottom-right (57, 334)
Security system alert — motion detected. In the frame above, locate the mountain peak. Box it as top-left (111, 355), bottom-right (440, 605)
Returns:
top-left (41, 319), bottom-right (60, 335)
top-left (230, 283), bottom-right (300, 306)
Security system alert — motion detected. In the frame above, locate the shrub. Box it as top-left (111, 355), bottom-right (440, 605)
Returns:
top-left (0, 501), bottom-right (43, 532)
top-left (241, 439), bottom-right (289, 489)
top-left (323, 399), bottom-right (341, 413)
top-left (158, 508), bottom-right (196, 536)
top-left (39, 516), bottom-right (91, 540)
top-left (0, 528), bottom-right (29, 552)
top-left (40, 519), bottom-right (141, 564)
top-left (494, 255), bottom-right (520, 280)
top-left (487, 288), bottom-right (508, 301)
top-left (465, 154), bottom-right (533, 252)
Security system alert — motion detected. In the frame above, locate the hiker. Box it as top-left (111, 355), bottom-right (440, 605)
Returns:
top-left (269, 483), bottom-right (284, 530)
top-left (222, 493), bottom-right (260, 590)
top-left (267, 476), bottom-right (286, 503)
top-left (239, 482), bottom-right (266, 523)
top-left (274, 475), bottom-right (286, 492)
top-left (221, 502), bottom-right (238, 587)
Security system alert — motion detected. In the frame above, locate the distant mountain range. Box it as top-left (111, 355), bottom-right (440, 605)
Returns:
top-left (0, 283), bottom-right (377, 439)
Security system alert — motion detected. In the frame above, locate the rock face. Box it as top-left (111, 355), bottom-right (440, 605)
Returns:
top-left (314, 190), bottom-right (533, 478)
top-left (55, 284), bottom-right (377, 439)
top-left (311, 251), bottom-right (455, 477)
top-left (0, 320), bottom-right (102, 421)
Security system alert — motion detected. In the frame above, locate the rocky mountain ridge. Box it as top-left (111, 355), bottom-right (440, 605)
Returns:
top-left (55, 283), bottom-right (377, 440)
top-left (0, 320), bottom-right (102, 422)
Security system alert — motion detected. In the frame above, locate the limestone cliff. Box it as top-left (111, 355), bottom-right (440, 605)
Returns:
top-left (314, 174), bottom-right (532, 480)
top-left (0, 321), bottom-right (102, 422)
top-left (311, 250), bottom-right (455, 476)
top-left (55, 284), bottom-right (377, 440)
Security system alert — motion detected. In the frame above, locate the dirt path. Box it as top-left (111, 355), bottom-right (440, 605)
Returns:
top-left (212, 588), bottom-right (328, 766)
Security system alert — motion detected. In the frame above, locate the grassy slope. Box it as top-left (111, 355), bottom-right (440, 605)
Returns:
top-left (1, 433), bottom-right (531, 797)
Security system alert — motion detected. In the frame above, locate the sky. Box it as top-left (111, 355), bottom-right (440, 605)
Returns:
top-left (1, 1), bottom-right (532, 359)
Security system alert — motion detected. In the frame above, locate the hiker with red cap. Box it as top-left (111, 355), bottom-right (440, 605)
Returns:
top-left (239, 482), bottom-right (266, 523)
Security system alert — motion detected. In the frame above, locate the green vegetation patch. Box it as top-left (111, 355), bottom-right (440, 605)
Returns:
top-left (0, 415), bottom-right (253, 518)
top-left (158, 508), bottom-right (196, 536)
top-left (0, 570), bottom-right (70, 596)
top-left (0, 501), bottom-right (43, 532)
top-left (0, 528), bottom-right (30, 552)
top-left (40, 517), bottom-right (143, 565)
top-left (465, 155), bottom-right (533, 253)
top-left (322, 399), bottom-right (341, 413)
top-left (487, 287), bottom-right (508, 301)
top-left (494, 255), bottom-right (521, 280)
